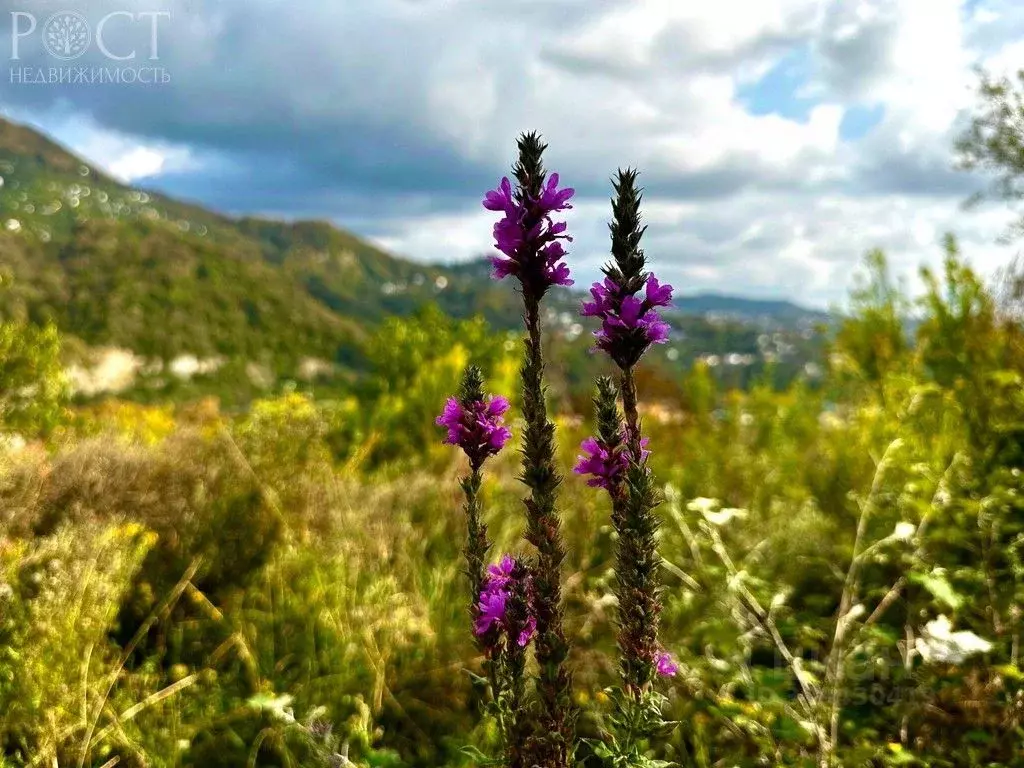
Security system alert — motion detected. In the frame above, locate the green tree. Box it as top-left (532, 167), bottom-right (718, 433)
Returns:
top-left (917, 235), bottom-right (1000, 397)
top-left (833, 249), bottom-right (909, 386)
top-left (956, 68), bottom-right (1024, 239)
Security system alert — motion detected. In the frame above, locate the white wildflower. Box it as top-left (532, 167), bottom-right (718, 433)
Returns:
top-left (891, 522), bottom-right (916, 541)
top-left (706, 507), bottom-right (747, 526)
top-left (915, 615), bottom-right (992, 664)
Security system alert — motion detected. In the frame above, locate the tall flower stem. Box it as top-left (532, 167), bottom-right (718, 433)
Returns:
top-left (477, 554), bottom-right (537, 768)
top-left (437, 364), bottom-right (517, 758)
top-left (617, 368), bottom-right (661, 697)
top-left (592, 371), bottom-right (660, 700)
top-left (498, 571), bottom-right (532, 768)
top-left (483, 133), bottom-right (577, 766)
top-left (461, 465), bottom-right (489, 613)
top-left (460, 464), bottom-right (503, 697)
top-left (620, 367), bottom-right (642, 459)
top-left (451, 364), bottom-right (500, 615)
top-left (521, 289), bottom-right (574, 766)
top-left (575, 170), bottom-right (676, 758)
top-left (461, 464), bottom-right (524, 762)
top-left (514, 133), bottom-right (575, 767)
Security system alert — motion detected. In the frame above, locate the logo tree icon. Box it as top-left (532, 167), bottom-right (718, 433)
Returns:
top-left (43, 12), bottom-right (91, 60)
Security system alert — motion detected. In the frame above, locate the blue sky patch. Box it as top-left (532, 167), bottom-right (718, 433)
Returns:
top-left (840, 103), bottom-right (885, 141)
top-left (736, 44), bottom-right (817, 122)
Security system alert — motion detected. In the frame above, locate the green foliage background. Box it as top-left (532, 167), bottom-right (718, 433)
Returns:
top-left (1, 238), bottom-right (1023, 767)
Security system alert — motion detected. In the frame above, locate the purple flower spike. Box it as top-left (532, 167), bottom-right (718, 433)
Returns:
top-left (574, 431), bottom-right (650, 490)
top-left (655, 651), bottom-right (679, 677)
top-left (482, 172), bottom-right (575, 295)
top-left (436, 394), bottom-right (511, 467)
top-left (473, 555), bottom-right (537, 649)
top-left (581, 273), bottom-right (675, 369)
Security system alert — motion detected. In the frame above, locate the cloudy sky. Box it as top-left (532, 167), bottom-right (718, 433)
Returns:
top-left (2, 0), bottom-right (1023, 307)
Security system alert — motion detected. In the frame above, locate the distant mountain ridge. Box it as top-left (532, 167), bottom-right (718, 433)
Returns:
top-left (436, 260), bottom-right (829, 325)
top-left (673, 292), bottom-right (829, 326)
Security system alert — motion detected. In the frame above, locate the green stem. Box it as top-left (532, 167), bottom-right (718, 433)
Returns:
top-left (621, 367), bottom-right (641, 458)
top-left (520, 291), bottom-right (574, 767)
top-left (462, 465), bottom-right (488, 607)
top-left (617, 365), bottom-right (661, 695)
top-left (461, 466), bottom-right (505, 745)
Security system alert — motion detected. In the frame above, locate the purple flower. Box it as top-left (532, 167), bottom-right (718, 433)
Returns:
top-left (475, 585), bottom-right (509, 636)
top-left (655, 651), bottom-right (679, 677)
top-left (436, 395), bottom-right (511, 466)
top-left (582, 274), bottom-right (674, 369)
top-left (482, 174), bottom-right (575, 295)
top-left (536, 173), bottom-right (575, 212)
top-left (645, 276), bottom-right (674, 308)
top-left (518, 615), bottom-right (537, 648)
top-left (486, 554), bottom-right (516, 588)
top-left (573, 436), bottom-right (627, 491)
top-left (573, 432), bottom-right (650, 490)
top-left (581, 277), bottom-right (618, 317)
top-left (482, 177), bottom-right (517, 216)
top-left (473, 555), bottom-right (536, 648)
top-left (516, 620), bottom-right (535, 647)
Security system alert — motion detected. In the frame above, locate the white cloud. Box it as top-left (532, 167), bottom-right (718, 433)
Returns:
top-left (0, 107), bottom-right (198, 183)
top-left (104, 146), bottom-right (180, 182)
top-left (5, 0), bottom-right (1022, 304)
top-left (550, 0), bottom-right (821, 76)
top-left (72, 127), bottom-right (198, 182)
top-left (369, 189), bottom-right (1012, 309)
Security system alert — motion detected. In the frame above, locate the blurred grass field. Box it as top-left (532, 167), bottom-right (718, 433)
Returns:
top-left (1, 245), bottom-right (1023, 766)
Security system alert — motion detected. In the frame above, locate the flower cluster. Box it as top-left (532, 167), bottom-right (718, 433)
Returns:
top-left (654, 651), bottom-right (678, 677)
top-left (475, 555), bottom-right (537, 649)
top-left (582, 274), bottom-right (674, 370)
top-left (483, 173), bottom-right (575, 294)
top-left (436, 395), bottom-right (512, 468)
top-left (573, 431), bottom-right (650, 491)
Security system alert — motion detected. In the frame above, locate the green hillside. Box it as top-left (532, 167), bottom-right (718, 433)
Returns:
top-left (0, 117), bottom-right (518, 376)
top-left (1, 221), bottom-right (355, 361)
